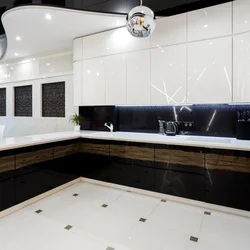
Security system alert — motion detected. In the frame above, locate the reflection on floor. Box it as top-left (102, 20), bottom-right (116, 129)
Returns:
top-left (0, 182), bottom-right (250, 250)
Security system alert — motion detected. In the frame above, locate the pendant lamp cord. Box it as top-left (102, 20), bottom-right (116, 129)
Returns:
top-left (140, 0), bottom-right (143, 6)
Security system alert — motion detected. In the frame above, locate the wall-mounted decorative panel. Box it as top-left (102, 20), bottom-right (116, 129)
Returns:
top-left (0, 88), bottom-right (6, 116)
top-left (42, 82), bottom-right (65, 117)
top-left (14, 85), bottom-right (32, 117)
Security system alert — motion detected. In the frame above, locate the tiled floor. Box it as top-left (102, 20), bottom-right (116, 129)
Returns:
top-left (1, 182), bottom-right (250, 250)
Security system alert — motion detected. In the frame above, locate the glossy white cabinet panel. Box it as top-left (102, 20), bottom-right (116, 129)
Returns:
top-left (127, 50), bottom-right (150, 105)
top-left (151, 44), bottom-right (187, 105)
top-left (0, 65), bottom-right (9, 83)
top-left (73, 61), bottom-right (82, 106)
top-left (106, 27), bottom-right (151, 55)
top-left (82, 32), bottom-right (107, 59)
top-left (39, 53), bottom-right (73, 77)
top-left (10, 60), bottom-right (38, 81)
top-left (82, 58), bottom-right (106, 105)
top-left (187, 2), bottom-right (232, 41)
top-left (105, 54), bottom-right (127, 105)
top-left (233, 32), bottom-right (250, 102)
top-left (187, 37), bottom-right (232, 104)
top-left (73, 38), bottom-right (83, 62)
top-left (233, 0), bottom-right (250, 34)
top-left (151, 14), bottom-right (186, 48)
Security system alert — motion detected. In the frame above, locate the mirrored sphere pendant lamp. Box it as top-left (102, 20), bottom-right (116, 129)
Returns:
top-left (126, 0), bottom-right (156, 38)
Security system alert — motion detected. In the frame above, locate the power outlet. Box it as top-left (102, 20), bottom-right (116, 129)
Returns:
top-left (179, 121), bottom-right (194, 132)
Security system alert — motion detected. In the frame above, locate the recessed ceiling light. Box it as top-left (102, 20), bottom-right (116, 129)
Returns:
top-left (14, 52), bottom-right (19, 56)
top-left (45, 14), bottom-right (52, 20)
top-left (46, 63), bottom-right (50, 66)
top-left (204, 24), bottom-right (208, 28)
top-left (32, 58), bottom-right (36, 61)
top-left (16, 36), bottom-right (21, 41)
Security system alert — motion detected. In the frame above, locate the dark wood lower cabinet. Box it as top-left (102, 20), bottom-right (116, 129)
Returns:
top-left (2, 139), bottom-right (250, 213)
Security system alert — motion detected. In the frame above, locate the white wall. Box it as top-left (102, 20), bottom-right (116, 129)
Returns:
top-left (73, 0), bottom-right (250, 105)
top-left (0, 52), bottom-right (77, 137)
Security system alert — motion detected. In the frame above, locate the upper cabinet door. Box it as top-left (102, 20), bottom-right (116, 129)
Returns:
top-left (73, 38), bottom-right (83, 62)
top-left (187, 37), bottom-right (232, 104)
top-left (233, 32), bottom-right (250, 102)
top-left (82, 58), bottom-right (106, 105)
top-left (73, 61), bottom-right (82, 106)
top-left (82, 32), bottom-right (107, 60)
top-left (105, 54), bottom-right (127, 105)
top-left (151, 44), bottom-right (187, 105)
top-left (126, 50), bottom-right (151, 105)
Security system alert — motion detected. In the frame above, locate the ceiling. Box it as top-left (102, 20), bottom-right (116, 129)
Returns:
top-left (1, 5), bottom-right (126, 62)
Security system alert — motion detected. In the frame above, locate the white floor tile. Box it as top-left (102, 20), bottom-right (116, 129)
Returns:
top-left (193, 211), bottom-right (250, 250)
top-left (110, 192), bottom-right (161, 218)
top-left (146, 200), bottom-right (204, 237)
top-left (118, 221), bottom-right (190, 250)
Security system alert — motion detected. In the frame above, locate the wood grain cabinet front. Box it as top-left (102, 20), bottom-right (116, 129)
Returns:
top-left (0, 155), bottom-right (15, 181)
top-left (54, 143), bottom-right (79, 159)
top-left (155, 145), bottom-right (204, 174)
top-left (16, 148), bottom-right (54, 169)
top-left (110, 141), bottom-right (154, 167)
top-left (80, 140), bottom-right (109, 156)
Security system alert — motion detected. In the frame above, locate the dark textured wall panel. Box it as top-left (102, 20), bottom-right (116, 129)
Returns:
top-left (0, 88), bottom-right (6, 116)
top-left (42, 82), bottom-right (65, 117)
top-left (15, 85), bottom-right (32, 117)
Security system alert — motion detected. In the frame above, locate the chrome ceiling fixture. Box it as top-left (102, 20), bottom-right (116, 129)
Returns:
top-left (126, 0), bottom-right (156, 38)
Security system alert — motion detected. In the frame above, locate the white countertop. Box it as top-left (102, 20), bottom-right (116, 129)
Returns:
top-left (0, 130), bottom-right (250, 152)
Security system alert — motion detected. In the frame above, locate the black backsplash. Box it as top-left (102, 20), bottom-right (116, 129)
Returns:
top-left (79, 104), bottom-right (250, 138)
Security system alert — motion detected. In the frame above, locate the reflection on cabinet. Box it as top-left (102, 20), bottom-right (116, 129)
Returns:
top-left (151, 44), bottom-right (187, 105)
top-left (82, 58), bottom-right (106, 105)
top-left (155, 169), bottom-right (205, 201)
top-left (105, 54), bottom-right (127, 105)
top-left (155, 145), bottom-right (205, 201)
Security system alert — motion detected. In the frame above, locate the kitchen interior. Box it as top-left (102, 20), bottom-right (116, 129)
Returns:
top-left (0, 0), bottom-right (250, 250)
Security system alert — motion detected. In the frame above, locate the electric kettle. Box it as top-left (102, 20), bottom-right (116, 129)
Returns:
top-left (166, 121), bottom-right (178, 136)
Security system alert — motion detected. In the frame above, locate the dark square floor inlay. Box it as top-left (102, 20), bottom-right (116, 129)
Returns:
top-left (35, 209), bottom-right (43, 214)
top-left (73, 193), bottom-right (79, 197)
top-left (139, 218), bottom-right (146, 223)
top-left (204, 211), bottom-right (211, 215)
top-left (102, 204), bottom-right (108, 208)
top-left (65, 225), bottom-right (73, 230)
top-left (190, 236), bottom-right (198, 242)
top-left (161, 199), bottom-right (167, 203)
top-left (15, 85), bottom-right (32, 117)
top-left (42, 82), bottom-right (65, 117)
top-left (106, 247), bottom-right (115, 250)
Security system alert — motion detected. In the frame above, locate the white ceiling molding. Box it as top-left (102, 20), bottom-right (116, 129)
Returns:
top-left (1, 5), bottom-right (126, 63)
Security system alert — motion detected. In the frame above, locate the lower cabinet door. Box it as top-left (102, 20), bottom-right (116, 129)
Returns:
top-left (155, 169), bottom-right (205, 201)
top-left (205, 170), bottom-right (250, 211)
top-left (0, 179), bottom-right (15, 211)
top-left (107, 162), bottom-right (155, 191)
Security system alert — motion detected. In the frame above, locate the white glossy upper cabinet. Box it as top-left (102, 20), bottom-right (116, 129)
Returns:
top-left (126, 50), bottom-right (150, 105)
top-left (187, 37), bottom-right (232, 104)
top-left (151, 44), bottom-right (187, 105)
top-left (82, 32), bottom-right (107, 60)
top-left (82, 58), bottom-right (106, 105)
top-left (105, 54), bottom-right (127, 105)
top-left (233, 32), bottom-right (250, 102)
top-left (73, 38), bottom-right (83, 62)
top-left (73, 61), bottom-right (82, 106)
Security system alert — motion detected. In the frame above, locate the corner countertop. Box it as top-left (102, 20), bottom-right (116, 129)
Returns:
top-left (0, 130), bottom-right (250, 152)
